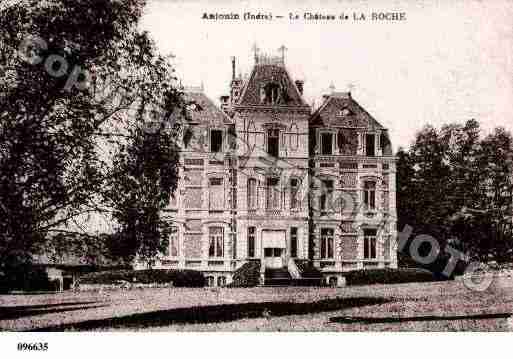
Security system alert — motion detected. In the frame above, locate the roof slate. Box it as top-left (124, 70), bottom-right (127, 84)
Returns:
top-left (310, 94), bottom-right (385, 130)
top-left (184, 91), bottom-right (233, 125)
top-left (238, 64), bottom-right (307, 107)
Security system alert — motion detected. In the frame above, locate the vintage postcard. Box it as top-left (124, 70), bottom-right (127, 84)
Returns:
top-left (0, 0), bottom-right (512, 356)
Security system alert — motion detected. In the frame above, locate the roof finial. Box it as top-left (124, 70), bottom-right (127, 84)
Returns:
top-left (252, 42), bottom-right (260, 64)
top-left (278, 45), bottom-right (288, 64)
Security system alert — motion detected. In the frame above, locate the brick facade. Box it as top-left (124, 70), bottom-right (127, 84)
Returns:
top-left (143, 53), bottom-right (397, 286)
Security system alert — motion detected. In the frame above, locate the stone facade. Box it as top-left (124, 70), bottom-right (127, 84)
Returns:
top-left (145, 53), bottom-right (397, 287)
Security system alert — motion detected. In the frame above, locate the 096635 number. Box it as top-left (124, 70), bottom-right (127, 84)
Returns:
top-left (17, 342), bottom-right (48, 351)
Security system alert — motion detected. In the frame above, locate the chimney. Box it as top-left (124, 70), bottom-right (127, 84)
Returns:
top-left (231, 56), bottom-right (236, 80)
top-left (295, 80), bottom-right (304, 95)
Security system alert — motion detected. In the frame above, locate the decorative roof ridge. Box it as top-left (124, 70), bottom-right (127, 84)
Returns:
top-left (183, 85), bottom-right (204, 93)
top-left (330, 91), bottom-right (352, 99)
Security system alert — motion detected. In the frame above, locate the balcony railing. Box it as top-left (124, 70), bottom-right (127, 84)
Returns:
top-left (264, 209), bottom-right (282, 216)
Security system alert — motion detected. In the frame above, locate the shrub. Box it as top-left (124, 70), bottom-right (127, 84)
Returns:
top-left (0, 265), bottom-right (55, 292)
top-left (229, 260), bottom-right (261, 287)
top-left (79, 269), bottom-right (205, 287)
top-left (345, 268), bottom-right (445, 286)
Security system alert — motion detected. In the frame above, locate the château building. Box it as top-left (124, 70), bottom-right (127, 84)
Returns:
top-left (146, 50), bottom-right (398, 287)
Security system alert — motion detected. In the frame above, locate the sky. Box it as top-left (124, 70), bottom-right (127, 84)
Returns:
top-left (140, 0), bottom-right (513, 150)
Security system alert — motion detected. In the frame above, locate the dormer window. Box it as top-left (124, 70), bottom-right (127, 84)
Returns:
top-left (320, 132), bottom-right (333, 155)
top-left (261, 82), bottom-right (287, 105)
top-left (338, 108), bottom-right (351, 117)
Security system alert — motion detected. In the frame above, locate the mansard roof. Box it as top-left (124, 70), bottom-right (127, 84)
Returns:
top-left (184, 90), bottom-right (233, 125)
top-left (237, 63), bottom-right (308, 108)
top-left (310, 92), bottom-right (385, 130)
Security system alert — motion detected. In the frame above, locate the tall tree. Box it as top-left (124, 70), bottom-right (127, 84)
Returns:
top-left (105, 126), bottom-right (180, 267)
top-left (397, 119), bottom-right (513, 264)
top-left (0, 0), bottom-right (184, 271)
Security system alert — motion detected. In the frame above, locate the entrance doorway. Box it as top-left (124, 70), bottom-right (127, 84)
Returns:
top-left (262, 230), bottom-right (286, 269)
top-left (264, 248), bottom-right (283, 268)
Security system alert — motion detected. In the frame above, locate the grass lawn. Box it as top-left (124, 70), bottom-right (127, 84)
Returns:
top-left (0, 277), bottom-right (512, 331)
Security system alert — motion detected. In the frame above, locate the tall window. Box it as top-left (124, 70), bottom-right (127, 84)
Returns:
top-left (209, 227), bottom-right (224, 258)
top-left (321, 132), bottom-right (333, 155)
top-left (248, 226), bottom-right (256, 258)
top-left (290, 124), bottom-right (299, 150)
top-left (210, 129), bottom-right (223, 153)
top-left (290, 227), bottom-right (298, 258)
top-left (290, 178), bottom-right (300, 210)
top-left (320, 228), bottom-right (334, 259)
top-left (209, 178), bottom-right (224, 210)
top-left (169, 226), bottom-right (179, 257)
top-left (365, 134), bottom-right (375, 157)
top-left (227, 125), bottom-right (236, 150)
top-left (363, 181), bottom-right (376, 210)
top-left (247, 178), bottom-right (257, 210)
top-left (248, 121), bottom-right (256, 147)
top-left (320, 180), bottom-right (334, 214)
top-left (266, 177), bottom-right (281, 210)
top-left (267, 129), bottom-right (280, 157)
top-left (364, 229), bottom-right (377, 259)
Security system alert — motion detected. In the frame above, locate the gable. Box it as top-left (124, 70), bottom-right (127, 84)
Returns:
top-left (310, 95), bottom-right (385, 130)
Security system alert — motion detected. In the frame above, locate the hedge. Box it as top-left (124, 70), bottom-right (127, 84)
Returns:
top-left (79, 269), bottom-right (205, 287)
top-left (345, 267), bottom-right (445, 286)
top-left (0, 265), bottom-right (56, 292)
